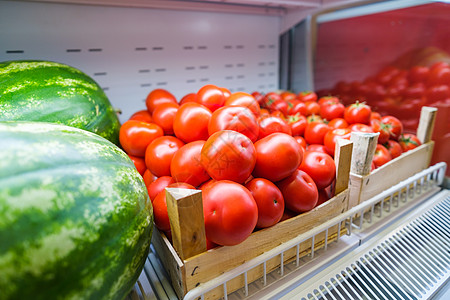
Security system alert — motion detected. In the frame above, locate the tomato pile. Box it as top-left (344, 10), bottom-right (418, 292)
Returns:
top-left (324, 61), bottom-right (450, 132)
top-left (119, 84), bottom-right (422, 248)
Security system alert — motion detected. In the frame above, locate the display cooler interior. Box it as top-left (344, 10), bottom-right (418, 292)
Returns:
top-left (1, 0), bottom-right (449, 299)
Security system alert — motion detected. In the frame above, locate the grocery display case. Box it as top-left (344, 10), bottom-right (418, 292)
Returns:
top-left (1, 0), bottom-right (449, 299)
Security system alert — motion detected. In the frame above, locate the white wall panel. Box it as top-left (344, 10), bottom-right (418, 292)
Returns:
top-left (0, 1), bottom-right (280, 122)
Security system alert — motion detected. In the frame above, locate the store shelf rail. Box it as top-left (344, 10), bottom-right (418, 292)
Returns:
top-left (130, 162), bottom-right (448, 300)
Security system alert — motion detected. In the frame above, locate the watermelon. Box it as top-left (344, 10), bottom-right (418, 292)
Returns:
top-left (0, 121), bottom-right (153, 300)
top-left (0, 60), bottom-right (121, 145)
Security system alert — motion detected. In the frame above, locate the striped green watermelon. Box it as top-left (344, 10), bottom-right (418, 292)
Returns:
top-left (0, 60), bottom-right (121, 145)
top-left (0, 121), bottom-right (153, 300)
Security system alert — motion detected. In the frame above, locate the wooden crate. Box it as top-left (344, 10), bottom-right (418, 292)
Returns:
top-left (152, 139), bottom-right (353, 300)
top-left (348, 106), bottom-right (437, 208)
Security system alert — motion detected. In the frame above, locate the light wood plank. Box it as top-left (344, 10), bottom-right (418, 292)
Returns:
top-left (350, 132), bottom-right (379, 176)
top-left (416, 106), bottom-right (437, 144)
top-left (334, 138), bottom-right (353, 194)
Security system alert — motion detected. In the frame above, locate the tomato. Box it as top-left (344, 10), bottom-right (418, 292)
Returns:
top-left (280, 91), bottom-right (297, 102)
top-left (153, 182), bottom-right (195, 232)
top-left (287, 114), bottom-right (307, 136)
top-left (252, 91), bottom-right (265, 106)
top-left (145, 88), bottom-right (177, 114)
top-left (408, 65), bottom-right (429, 84)
top-left (129, 109), bottom-right (153, 123)
top-left (245, 178), bottom-right (285, 228)
top-left (304, 121), bottom-right (330, 145)
top-left (225, 92), bottom-right (261, 116)
top-left (304, 100), bottom-right (321, 116)
top-left (145, 136), bottom-right (184, 177)
top-left (201, 130), bottom-right (256, 183)
top-left (316, 188), bottom-right (332, 207)
top-left (403, 82), bottom-right (426, 99)
top-left (119, 120), bottom-right (164, 157)
top-left (208, 106), bottom-right (259, 142)
top-left (269, 100), bottom-right (290, 116)
top-left (146, 176), bottom-right (174, 202)
top-left (298, 151), bottom-right (336, 190)
top-left (381, 115), bottom-right (403, 140)
top-left (344, 102), bottom-right (372, 124)
top-left (253, 133), bottom-right (303, 182)
top-left (307, 144), bottom-right (328, 154)
top-left (398, 133), bottom-right (422, 152)
top-left (173, 102), bottom-right (212, 143)
top-left (328, 117), bottom-right (349, 129)
top-left (220, 87), bottom-right (232, 100)
top-left (370, 112), bottom-right (382, 121)
top-left (170, 140), bottom-right (210, 187)
top-left (323, 128), bottom-right (351, 156)
top-left (320, 100), bottom-right (345, 121)
top-left (383, 139), bottom-right (403, 159)
top-left (261, 92), bottom-right (282, 110)
top-left (427, 65), bottom-right (450, 86)
top-left (276, 169), bottom-right (318, 213)
top-left (151, 102), bottom-right (179, 135)
top-left (297, 90), bottom-right (318, 102)
top-left (318, 96), bottom-right (339, 106)
top-left (306, 114), bottom-right (324, 123)
top-left (258, 115), bottom-right (292, 139)
top-left (196, 84), bottom-right (226, 112)
top-left (348, 123), bottom-right (374, 133)
top-left (294, 135), bottom-right (307, 149)
top-left (372, 144), bottom-right (392, 168)
top-left (128, 154), bottom-right (146, 176)
top-left (143, 169), bottom-right (158, 187)
top-left (370, 119), bottom-right (390, 144)
top-left (376, 66), bottom-right (401, 85)
top-left (202, 180), bottom-right (258, 246)
top-left (179, 92), bottom-right (197, 105)
top-left (425, 85), bottom-right (450, 104)
top-left (287, 100), bottom-right (307, 116)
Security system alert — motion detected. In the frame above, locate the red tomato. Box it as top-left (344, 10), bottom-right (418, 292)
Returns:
top-left (252, 91), bottom-right (265, 106)
top-left (145, 136), bottom-right (184, 177)
top-left (179, 92), bottom-right (197, 105)
top-left (398, 133), bottom-right (422, 152)
top-left (280, 91), bottom-right (297, 102)
top-left (287, 114), bottom-right (307, 136)
top-left (307, 144), bottom-right (328, 154)
top-left (129, 109), bottom-right (153, 123)
top-left (201, 130), bottom-right (256, 183)
top-left (258, 115), bottom-right (292, 139)
top-left (196, 84), bottom-right (226, 112)
top-left (425, 85), bottom-right (450, 104)
top-left (304, 100), bottom-right (321, 116)
top-left (328, 118), bottom-right (349, 129)
top-left (173, 102), bottom-right (212, 143)
top-left (299, 151), bottom-right (336, 190)
top-left (320, 100), bottom-right (345, 120)
top-left (153, 182), bottom-right (195, 232)
top-left (151, 102), bottom-right (179, 135)
top-left (403, 82), bottom-right (426, 99)
top-left (287, 100), bottom-right (307, 116)
top-left (348, 123), bottom-right (374, 133)
top-left (245, 178), bottom-right (285, 228)
top-left (145, 88), bottom-right (177, 114)
top-left (381, 115), bottom-right (403, 140)
top-left (253, 133), bottom-right (303, 182)
top-left (316, 188), bottom-right (332, 207)
top-left (208, 106), bottom-right (259, 142)
top-left (372, 144), bottom-right (392, 168)
top-left (370, 112), bottom-right (382, 121)
top-left (306, 114), bottom-right (324, 123)
top-left (128, 154), bottom-right (146, 176)
top-left (323, 128), bottom-right (351, 156)
top-left (344, 102), bottom-right (372, 124)
top-left (383, 140), bottom-right (403, 159)
top-left (270, 100), bottom-right (290, 116)
top-left (119, 120), bottom-right (164, 157)
top-left (304, 121), bottom-right (330, 145)
top-left (370, 119), bottom-right (390, 144)
top-left (318, 96), bottom-right (340, 106)
top-left (225, 92), bottom-right (261, 116)
top-left (147, 176), bottom-right (174, 202)
top-left (261, 92), bottom-right (282, 109)
top-left (427, 65), bottom-right (450, 86)
top-left (170, 140), bottom-right (210, 187)
top-left (294, 135), bottom-right (307, 149)
top-left (143, 169), bottom-right (158, 187)
top-left (276, 169), bottom-right (318, 213)
top-left (408, 65), bottom-right (429, 84)
top-left (202, 180), bottom-right (258, 246)
top-left (220, 87), bottom-right (232, 100)
top-left (298, 90), bottom-right (318, 102)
